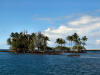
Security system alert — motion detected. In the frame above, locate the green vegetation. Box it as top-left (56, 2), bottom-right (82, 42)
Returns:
top-left (7, 31), bottom-right (88, 53)
top-left (54, 46), bottom-right (70, 51)
top-left (56, 38), bottom-right (66, 47)
top-left (67, 33), bottom-right (88, 52)
top-left (7, 32), bottom-right (49, 53)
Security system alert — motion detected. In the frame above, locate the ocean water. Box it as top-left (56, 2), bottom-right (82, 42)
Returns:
top-left (0, 51), bottom-right (100, 75)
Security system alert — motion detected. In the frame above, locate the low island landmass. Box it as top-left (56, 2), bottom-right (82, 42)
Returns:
top-left (7, 31), bottom-right (88, 55)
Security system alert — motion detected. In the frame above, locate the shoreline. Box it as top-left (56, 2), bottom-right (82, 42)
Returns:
top-left (0, 50), bottom-right (10, 52)
top-left (0, 50), bottom-right (100, 54)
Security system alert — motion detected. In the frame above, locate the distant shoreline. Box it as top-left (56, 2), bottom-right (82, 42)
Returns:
top-left (0, 49), bottom-right (100, 53)
top-left (87, 50), bottom-right (100, 51)
top-left (0, 50), bottom-right (10, 52)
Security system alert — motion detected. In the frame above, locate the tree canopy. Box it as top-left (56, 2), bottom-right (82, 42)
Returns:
top-left (7, 32), bottom-right (49, 53)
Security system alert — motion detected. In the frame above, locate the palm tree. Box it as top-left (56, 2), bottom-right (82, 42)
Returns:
top-left (81, 36), bottom-right (88, 49)
top-left (71, 33), bottom-right (82, 52)
top-left (72, 33), bottom-right (79, 45)
top-left (43, 36), bottom-right (49, 51)
top-left (7, 38), bottom-right (11, 45)
top-left (62, 39), bottom-right (66, 46)
top-left (56, 38), bottom-right (66, 47)
top-left (32, 33), bottom-right (36, 49)
top-left (28, 33), bottom-right (36, 52)
top-left (67, 36), bottom-right (71, 47)
top-left (67, 36), bottom-right (73, 47)
top-left (37, 32), bottom-right (44, 51)
top-left (11, 32), bottom-right (15, 38)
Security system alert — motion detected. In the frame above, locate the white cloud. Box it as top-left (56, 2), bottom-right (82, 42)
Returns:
top-left (96, 40), bottom-right (100, 45)
top-left (44, 15), bottom-right (100, 49)
top-left (68, 16), bottom-right (100, 26)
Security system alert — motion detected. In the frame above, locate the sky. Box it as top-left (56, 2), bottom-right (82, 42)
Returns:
top-left (0, 0), bottom-right (100, 49)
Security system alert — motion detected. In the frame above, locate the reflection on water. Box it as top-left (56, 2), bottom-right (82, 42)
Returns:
top-left (0, 51), bottom-right (100, 75)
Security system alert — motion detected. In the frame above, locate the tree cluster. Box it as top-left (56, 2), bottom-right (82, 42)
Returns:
top-left (7, 31), bottom-right (88, 53)
top-left (56, 33), bottom-right (88, 51)
top-left (7, 32), bottom-right (49, 53)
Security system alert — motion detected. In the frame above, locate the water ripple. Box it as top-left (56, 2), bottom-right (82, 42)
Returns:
top-left (0, 52), bottom-right (100, 75)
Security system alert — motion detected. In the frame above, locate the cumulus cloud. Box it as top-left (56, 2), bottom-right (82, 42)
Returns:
top-left (44, 15), bottom-right (100, 49)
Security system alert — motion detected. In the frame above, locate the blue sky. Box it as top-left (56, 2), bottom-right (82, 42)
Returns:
top-left (0, 0), bottom-right (100, 49)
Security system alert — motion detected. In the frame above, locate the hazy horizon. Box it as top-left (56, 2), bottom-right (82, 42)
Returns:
top-left (0, 0), bottom-right (100, 49)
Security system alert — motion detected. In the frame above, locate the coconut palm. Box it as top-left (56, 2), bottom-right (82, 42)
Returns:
top-left (81, 36), bottom-right (88, 49)
top-left (56, 38), bottom-right (66, 47)
top-left (43, 36), bottom-right (49, 51)
top-left (62, 39), bottom-right (66, 46)
top-left (28, 33), bottom-right (36, 51)
top-left (67, 36), bottom-right (71, 47)
top-left (7, 38), bottom-right (11, 45)
top-left (37, 32), bottom-right (44, 51)
top-left (67, 36), bottom-right (73, 47)
top-left (72, 33), bottom-right (80, 45)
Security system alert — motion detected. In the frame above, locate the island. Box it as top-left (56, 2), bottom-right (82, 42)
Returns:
top-left (7, 31), bottom-right (88, 55)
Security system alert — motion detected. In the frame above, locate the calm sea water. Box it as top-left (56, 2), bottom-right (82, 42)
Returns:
top-left (0, 51), bottom-right (100, 75)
